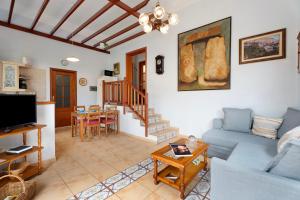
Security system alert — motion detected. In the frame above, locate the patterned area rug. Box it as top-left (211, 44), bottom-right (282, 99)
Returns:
top-left (67, 158), bottom-right (210, 200)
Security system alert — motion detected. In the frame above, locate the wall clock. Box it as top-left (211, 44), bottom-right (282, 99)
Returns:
top-left (155, 55), bottom-right (164, 75)
top-left (79, 78), bottom-right (87, 86)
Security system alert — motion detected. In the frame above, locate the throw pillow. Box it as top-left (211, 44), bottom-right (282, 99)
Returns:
top-left (277, 108), bottom-right (300, 138)
top-left (269, 142), bottom-right (300, 181)
top-left (277, 126), bottom-right (300, 153)
top-left (252, 115), bottom-right (283, 139)
top-left (222, 108), bottom-right (252, 133)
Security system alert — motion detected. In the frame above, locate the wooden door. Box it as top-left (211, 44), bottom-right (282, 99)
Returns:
top-left (50, 68), bottom-right (77, 127)
top-left (126, 47), bottom-right (147, 88)
top-left (138, 61), bottom-right (146, 94)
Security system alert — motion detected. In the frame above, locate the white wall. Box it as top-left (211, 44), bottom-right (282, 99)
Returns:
top-left (0, 27), bottom-right (110, 106)
top-left (109, 0), bottom-right (300, 137)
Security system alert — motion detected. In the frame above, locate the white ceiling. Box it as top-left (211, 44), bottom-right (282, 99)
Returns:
top-left (0, 0), bottom-right (199, 49)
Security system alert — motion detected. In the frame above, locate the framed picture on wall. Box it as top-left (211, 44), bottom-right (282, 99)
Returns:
top-left (2, 62), bottom-right (19, 91)
top-left (178, 17), bottom-right (232, 91)
top-left (239, 28), bottom-right (286, 64)
top-left (113, 63), bottom-right (120, 75)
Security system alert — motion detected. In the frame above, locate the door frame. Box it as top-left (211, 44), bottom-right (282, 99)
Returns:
top-left (126, 47), bottom-right (147, 91)
top-left (50, 68), bottom-right (77, 127)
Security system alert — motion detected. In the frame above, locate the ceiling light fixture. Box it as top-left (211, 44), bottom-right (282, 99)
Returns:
top-left (138, 1), bottom-right (178, 34)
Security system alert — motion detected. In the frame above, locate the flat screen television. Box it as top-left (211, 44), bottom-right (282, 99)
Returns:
top-left (0, 94), bottom-right (37, 131)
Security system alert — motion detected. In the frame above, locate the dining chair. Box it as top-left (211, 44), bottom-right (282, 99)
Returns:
top-left (85, 106), bottom-right (101, 138)
top-left (105, 105), bottom-right (117, 111)
top-left (100, 110), bottom-right (118, 136)
top-left (89, 105), bottom-right (101, 112)
top-left (72, 106), bottom-right (86, 137)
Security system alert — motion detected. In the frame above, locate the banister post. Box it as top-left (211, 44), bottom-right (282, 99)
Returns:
top-left (145, 92), bottom-right (148, 137)
top-left (102, 80), bottom-right (105, 110)
top-left (123, 78), bottom-right (127, 114)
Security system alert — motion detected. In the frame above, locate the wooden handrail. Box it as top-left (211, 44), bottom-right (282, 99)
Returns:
top-left (102, 79), bottom-right (148, 137)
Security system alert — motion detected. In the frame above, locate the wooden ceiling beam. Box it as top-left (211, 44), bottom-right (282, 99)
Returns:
top-left (66, 2), bottom-right (114, 40)
top-left (0, 20), bottom-right (110, 54)
top-left (50, 0), bottom-right (85, 35)
top-left (107, 0), bottom-right (140, 18)
top-left (8, 0), bottom-right (15, 24)
top-left (31, 0), bottom-right (50, 30)
top-left (81, 0), bottom-right (149, 44)
top-left (105, 31), bottom-right (145, 50)
top-left (93, 22), bottom-right (139, 47)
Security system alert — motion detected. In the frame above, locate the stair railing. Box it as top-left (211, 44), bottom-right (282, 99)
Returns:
top-left (102, 79), bottom-right (148, 137)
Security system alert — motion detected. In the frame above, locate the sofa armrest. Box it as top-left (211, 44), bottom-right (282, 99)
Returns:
top-left (211, 158), bottom-right (300, 200)
top-left (213, 118), bottom-right (223, 129)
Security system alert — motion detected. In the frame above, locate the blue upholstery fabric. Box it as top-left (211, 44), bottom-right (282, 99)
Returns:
top-left (277, 107), bottom-right (300, 138)
top-left (228, 142), bottom-right (277, 170)
top-left (207, 144), bottom-right (232, 160)
top-left (211, 158), bottom-right (300, 200)
top-left (212, 118), bottom-right (223, 129)
top-left (223, 108), bottom-right (252, 133)
top-left (202, 129), bottom-right (277, 149)
top-left (269, 143), bottom-right (300, 181)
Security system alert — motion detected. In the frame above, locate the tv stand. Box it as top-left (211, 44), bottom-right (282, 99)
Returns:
top-left (0, 124), bottom-right (46, 180)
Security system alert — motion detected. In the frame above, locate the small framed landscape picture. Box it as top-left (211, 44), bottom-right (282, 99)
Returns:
top-left (239, 28), bottom-right (286, 64)
top-left (113, 63), bottom-right (120, 75)
top-left (2, 62), bottom-right (19, 91)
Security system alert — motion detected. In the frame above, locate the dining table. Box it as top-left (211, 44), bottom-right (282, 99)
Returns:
top-left (71, 109), bottom-right (119, 142)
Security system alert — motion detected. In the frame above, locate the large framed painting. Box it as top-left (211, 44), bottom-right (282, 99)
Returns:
top-left (2, 62), bottom-right (19, 91)
top-left (178, 17), bottom-right (231, 91)
top-left (239, 28), bottom-right (286, 64)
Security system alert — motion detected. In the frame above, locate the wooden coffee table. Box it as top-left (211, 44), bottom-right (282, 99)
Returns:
top-left (151, 138), bottom-right (209, 199)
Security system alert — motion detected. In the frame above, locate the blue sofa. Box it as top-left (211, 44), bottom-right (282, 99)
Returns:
top-left (202, 116), bottom-right (300, 200)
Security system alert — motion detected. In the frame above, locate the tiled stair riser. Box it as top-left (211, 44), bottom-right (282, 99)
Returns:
top-left (147, 122), bottom-right (170, 135)
top-left (125, 106), bottom-right (178, 144)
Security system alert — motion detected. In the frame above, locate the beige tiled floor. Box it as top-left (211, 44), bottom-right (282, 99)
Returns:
top-left (33, 127), bottom-right (183, 200)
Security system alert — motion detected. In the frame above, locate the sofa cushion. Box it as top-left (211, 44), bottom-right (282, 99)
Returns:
top-left (202, 129), bottom-right (277, 150)
top-left (278, 126), bottom-right (300, 153)
top-left (268, 142), bottom-right (300, 181)
top-left (228, 142), bottom-right (277, 170)
top-left (223, 108), bottom-right (252, 133)
top-left (252, 115), bottom-right (283, 139)
top-left (277, 108), bottom-right (300, 138)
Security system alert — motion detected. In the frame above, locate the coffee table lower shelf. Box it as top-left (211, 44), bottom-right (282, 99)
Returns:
top-left (157, 161), bottom-right (206, 190)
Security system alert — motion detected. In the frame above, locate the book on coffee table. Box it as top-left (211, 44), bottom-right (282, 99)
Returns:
top-left (169, 143), bottom-right (192, 157)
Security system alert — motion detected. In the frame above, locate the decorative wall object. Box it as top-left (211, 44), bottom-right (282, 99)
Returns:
top-left (89, 86), bottom-right (97, 91)
top-left (297, 32), bottom-right (300, 73)
top-left (178, 17), bottom-right (231, 91)
top-left (239, 29), bottom-right (286, 64)
top-left (155, 55), bottom-right (164, 74)
top-left (2, 62), bottom-right (19, 91)
top-left (113, 63), bottom-right (120, 75)
top-left (79, 78), bottom-right (87, 86)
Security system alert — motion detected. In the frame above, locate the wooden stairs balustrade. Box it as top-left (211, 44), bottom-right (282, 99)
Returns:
top-left (102, 79), bottom-right (178, 143)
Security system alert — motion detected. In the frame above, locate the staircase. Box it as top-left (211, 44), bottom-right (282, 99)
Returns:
top-left (102, 79), bottom-right (178, 143)
top-left (130, 108), bottom-right (179, 143)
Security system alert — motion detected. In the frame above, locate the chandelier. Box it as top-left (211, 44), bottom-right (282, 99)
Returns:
top-left (138, 1), bottom-right (179, 34)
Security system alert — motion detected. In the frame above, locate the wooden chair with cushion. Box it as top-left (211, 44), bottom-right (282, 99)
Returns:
top-left (71, 106), bottom-right (86, 137)
top-left (85, 106), bottom-right (101, 138)
top-left (105, 105), bottom-right (117, 111)
top-left (100, 110), bottom-right (118, 136)
top-left (89, 105), bottom-right (101, 112)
